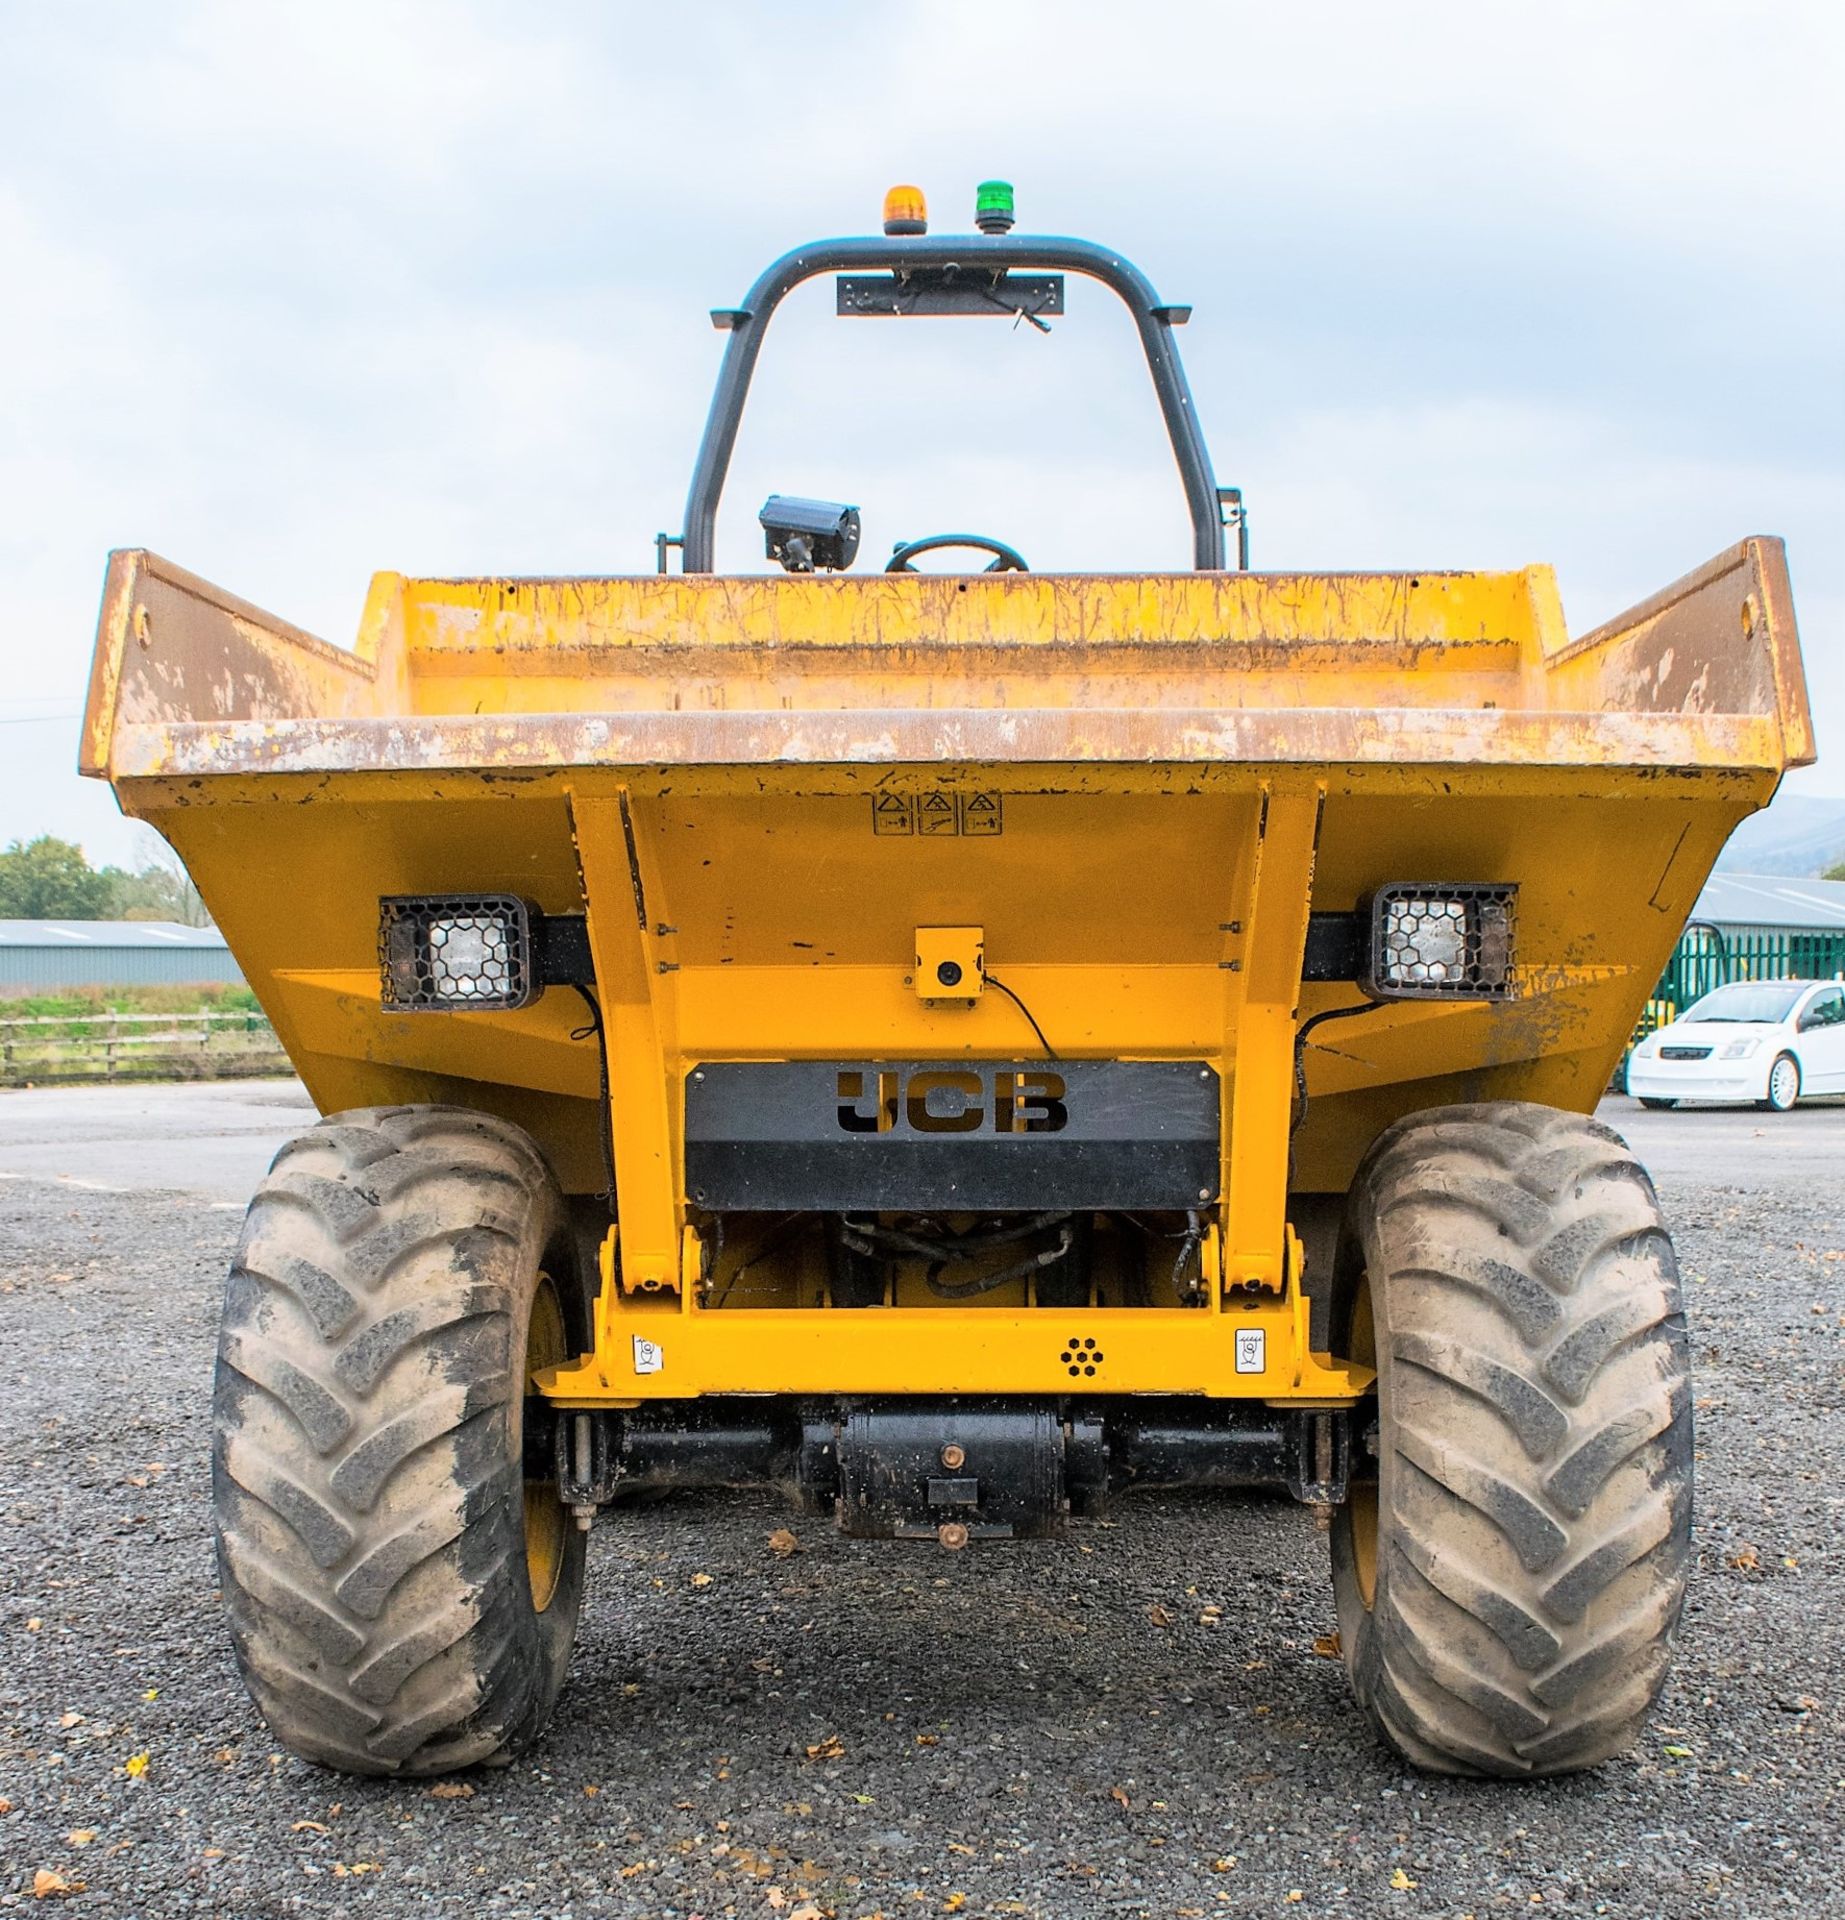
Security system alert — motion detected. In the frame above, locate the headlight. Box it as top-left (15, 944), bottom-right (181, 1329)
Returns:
top-left (1720, 1038), bottom-right (1762, 1060)
top-left (1364, 885), bottom-right (1517, 1001)
top-left (379, 895), bottom-right (535, 1010)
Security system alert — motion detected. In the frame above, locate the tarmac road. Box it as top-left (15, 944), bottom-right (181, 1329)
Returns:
top-left (0, 1081), bottom-right (1841, 1917)
top-left (0, 1081), bottom-right (316, 1207)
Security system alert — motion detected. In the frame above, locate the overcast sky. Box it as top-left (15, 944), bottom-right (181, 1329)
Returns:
top-left (3, 0), bottom-right (1841, 869)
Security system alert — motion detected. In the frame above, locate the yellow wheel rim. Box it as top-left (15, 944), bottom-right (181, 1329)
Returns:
top-left (1348, 1281), bottom-right (1379, 1609)
top-left (523, 1274), bottom-right (568, 1614)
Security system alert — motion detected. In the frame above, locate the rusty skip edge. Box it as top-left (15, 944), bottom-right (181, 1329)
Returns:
top-left (80, 549), bottom-right (387, 781)
top-left (81, 537), bottom-right (1814, 783)
top-left (104, 706), bottom-right (1791, 780)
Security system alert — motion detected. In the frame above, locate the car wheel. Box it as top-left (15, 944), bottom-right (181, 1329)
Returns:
top-left (1758, 1054), bottom-right (1800, 1113)
top-left (1637, 1098), bottom-right (1677, 1111)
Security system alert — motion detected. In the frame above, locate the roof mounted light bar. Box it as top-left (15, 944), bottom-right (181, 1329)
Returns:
top-left (676, 228), bottom-right (1224, 573)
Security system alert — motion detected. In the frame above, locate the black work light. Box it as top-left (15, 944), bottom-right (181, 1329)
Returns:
top-left (1363, 884), bottom-right (1518, 1001)
top-left (379, 895), bottom-right (536, 1011)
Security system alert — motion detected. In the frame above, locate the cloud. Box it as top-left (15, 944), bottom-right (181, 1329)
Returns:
top-left (0, 0), bottom-right (1840, 874)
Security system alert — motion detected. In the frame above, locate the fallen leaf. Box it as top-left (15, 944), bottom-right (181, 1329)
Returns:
top-left (1390, 1868), bottom-right (1418, 1891)
top-left (427, 1782), bottom-right (474, 1799)
top-left (915, 1734), bottom-right (939, 1747)
top-left (1311, 1632), bottom-right (1342, 1658)
top-left (944, 1896), bottom-right (968, 1913)
top-left (767, 1528), bottom-right (801, 1558)
top-left (58, 1713), bottom-right (82, 1729)
top-left (123, 1751), bottom-right (149, 1779)
top-left (291, 1820), bottom-right (330, 1835)
top-left (1727, 1544), bottom-right (1759, 1571)
top-left (766, 1890), bottom-right (789, 1912)
top-left (142, 1689), bottom-right (159, 1702)
top-left (65, 1832), bottom-right (95, 1848)
top-left (1663, 1743), bottom-right (1694, 1758)
top-left (947, 1841), bottom-right (975, 1855)
top-left (791, 1906), bottom-right (824, 1920)
top-left (33, 1870), bottom-right (81, 1900)
top-left (1287, 1895), bottom-right (1304, 1905)
top-left (1109, 1785), bottom-right (1130, 1808)
top-left (0, 1797), bottom-right (13, 1813)
top-left (201, 1848), bottom-right (223, 1859)
top-left (26, 1618), bottom-right (42, 1632)
top-left (803, 1735), bottom-right (845, 1762)
top-left (582, 1783), bottom-right (600, 1796)
top-left (690, 1572), bottom-right (714, 1589)
top-left (1148, 1604), bottom-right (1174, 1628)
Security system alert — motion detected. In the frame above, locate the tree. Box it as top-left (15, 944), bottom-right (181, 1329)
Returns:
top-left (125, 826), bottom-right (209, 926)
top-left (0, 836), bottom-right (115, 919)
top-left (1826, 858), bottom-right (1845, 883)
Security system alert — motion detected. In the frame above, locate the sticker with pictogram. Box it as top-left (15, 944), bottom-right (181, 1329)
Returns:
top-left (917, 792), bottom-right (960, 836)
top-left (870, 791), bottom-right (1006, 837)
top-left (959, 791), bottom-right (1003, 835)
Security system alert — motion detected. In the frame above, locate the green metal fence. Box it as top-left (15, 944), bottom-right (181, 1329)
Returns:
top-left (1636, 923), bottom-right (1845, 1044)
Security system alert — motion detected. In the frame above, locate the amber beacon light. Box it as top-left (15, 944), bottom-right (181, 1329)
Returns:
top-left (881, 184), bottom-right (927, 235)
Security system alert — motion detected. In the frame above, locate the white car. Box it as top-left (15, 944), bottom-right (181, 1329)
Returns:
top-left (1626, 978), bottom-right (1845, 1111)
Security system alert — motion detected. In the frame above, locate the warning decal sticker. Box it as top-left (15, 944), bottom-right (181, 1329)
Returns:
top-left (917, 792), bottom-right (959, 836)
top-left (959, 792), bottom-right (1003, 835)
top-left (871, 793), bottom-right (914, 836)
top-left (868, 793), bottom-right (1005, 838)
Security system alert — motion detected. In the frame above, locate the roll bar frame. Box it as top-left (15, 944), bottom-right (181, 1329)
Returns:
top-left (676, 232), bottom-right (1225, 573)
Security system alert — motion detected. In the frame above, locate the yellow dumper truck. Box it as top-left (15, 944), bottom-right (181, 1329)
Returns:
top-left (82, 184), bottom-right (1813, 1780)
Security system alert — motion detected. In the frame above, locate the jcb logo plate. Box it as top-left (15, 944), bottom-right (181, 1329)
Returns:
top-left (684, 1060), bottom-right (1219, 1214)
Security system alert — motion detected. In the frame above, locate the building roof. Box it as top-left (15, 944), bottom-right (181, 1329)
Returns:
top-left (0, 919), bottom-right (227, 948)
top-left (1692, 873), bottom-right (1845, 932)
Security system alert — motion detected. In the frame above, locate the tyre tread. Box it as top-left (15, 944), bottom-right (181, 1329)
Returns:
top-left (212, 1103), bottom-right (580, 1775)
top-left (1334, 1100), bottom-right (1691, 1776)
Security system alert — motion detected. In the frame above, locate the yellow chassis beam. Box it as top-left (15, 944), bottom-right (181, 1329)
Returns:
top-left (536, 1227), bottom-right (1374, 1408)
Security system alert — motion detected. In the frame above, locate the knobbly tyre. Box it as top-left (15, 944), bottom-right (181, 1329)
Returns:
top-left (80, 181), bottom-right (1813, 1779)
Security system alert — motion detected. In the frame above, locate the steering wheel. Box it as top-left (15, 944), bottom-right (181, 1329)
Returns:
top-left (885, 533), bottom-right (1030, 573)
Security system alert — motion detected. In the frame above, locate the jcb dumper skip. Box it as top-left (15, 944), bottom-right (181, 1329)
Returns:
top-left (82, 184), bottom-right (1813, 1780)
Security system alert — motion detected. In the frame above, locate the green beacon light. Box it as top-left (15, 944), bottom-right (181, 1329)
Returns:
top-left (975, 180), bottom-right (1015, 236)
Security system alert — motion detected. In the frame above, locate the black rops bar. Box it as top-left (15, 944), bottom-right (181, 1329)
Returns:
top-left (678, 232), bottom-right (1225, 573)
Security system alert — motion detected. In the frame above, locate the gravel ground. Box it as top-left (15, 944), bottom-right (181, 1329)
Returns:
top-left (1, 1129), bottom-right (1842, 1917)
